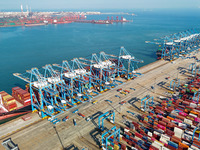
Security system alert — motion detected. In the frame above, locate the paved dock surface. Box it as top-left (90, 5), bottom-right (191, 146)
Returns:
top-left (0, 52), bottom-right (199, 150)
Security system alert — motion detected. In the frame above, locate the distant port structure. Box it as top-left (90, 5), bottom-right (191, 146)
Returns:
top-left (0, 5), bottom-right (133, 27)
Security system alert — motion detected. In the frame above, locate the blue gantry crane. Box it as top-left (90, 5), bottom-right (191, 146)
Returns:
top-left (189, 63), bottom-right (200, 76)
top-left (140, 95), bottom-right (154, 112)
top-left (118, 46), bottom-right (143, 80)
top-left (193, 90), bottom-right (200, 104)
top-left (98, 110), bottom-right (115, 131)
top-left (14, 67), bottom-right (64, 119)
top-left (192, 123), bottom-right (200, 148)
top-left (53, 60), bottom-right (79, 105)
top-left (71, 58), bottom-right (92, 98)
top-left (146, 29), bottom-right (200, 61)
top-left (99, 51), bottom-right (118, 88)
top-left (79, 53), bottom-right (114, 93)
top-left (43, 64), bottom-right (73, 109)
top-left (170, 78), bottom-right (180, 91)
top-left (13, 48), bottom-right (144, 120)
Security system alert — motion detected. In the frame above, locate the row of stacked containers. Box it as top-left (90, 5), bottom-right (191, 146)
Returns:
top-left (12, 87), bottom-right (31, 106)
top-left (120, 75), bottom-right (200, 150)
top-left (0, 86), bottom-right (31, 112)
top-left (0, 91), bottom-right (17, 111)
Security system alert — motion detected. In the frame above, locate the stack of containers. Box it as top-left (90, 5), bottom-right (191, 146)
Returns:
top-left (0, 91), bottom-right (17, 111)
top-left (12, 87), bottom-right (31, 106)
top-left (120, 76), bottom-right (200, 149)
top-left (122, 97), bottom-right (200, 149)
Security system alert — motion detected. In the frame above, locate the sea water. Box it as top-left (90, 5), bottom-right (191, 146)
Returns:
top-left (0, 9), bottom-right (200, 93)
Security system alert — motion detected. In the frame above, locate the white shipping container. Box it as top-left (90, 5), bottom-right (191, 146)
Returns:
top-left (189, 113), bottom-right (197, 118)
top-left (160, 134), bottom-right (170, 144)
top-left (178, 123), bottom-right (187, 129)
top-left (184, 130), bottom-right (193, 136)
top-left (148, 131), bottom-right (152, 137)
top-left (182, 140), bottom-right (190, 146)
top-left (184, 118), bottom-right (193, 125)
top-left (174, 127), bottom-right (184, 138)
top-left (152, 143), bottom-right (162, 150)
top-left (190, 103), bottom-right (197, 108)
top-left (154, 131), bottom-right (161, 136)
top-left (124, 128), bottom-right (129, 133)
top-left (190, 145), bottom-right (200, 150)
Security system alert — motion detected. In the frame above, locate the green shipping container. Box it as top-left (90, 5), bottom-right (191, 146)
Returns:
top-left (108, 146), bottom-right (113, 150)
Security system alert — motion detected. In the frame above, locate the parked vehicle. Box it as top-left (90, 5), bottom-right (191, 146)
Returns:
top-left (62, 116), bottom-right (69, 122)
top-left (72, 109), bottom-right (79, 113)
top-left (115, 95), bottom-right (120, 98)
top-left (78, 113), bottom-right (85, 118)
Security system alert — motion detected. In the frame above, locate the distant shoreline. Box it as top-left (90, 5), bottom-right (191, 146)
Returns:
top-left (0, 11), bottom-right (135, 17)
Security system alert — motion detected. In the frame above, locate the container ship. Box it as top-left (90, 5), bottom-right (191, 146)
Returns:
top-left (0, 87), bottom-right (32, 123)
top-left (52, 20), bottom-right (72, 24)
top-left (156, 48), bottom-right (162, 60)
top-left (92, 20), bottom-right (112, 24)
top-left (24, 22), bottom-right (48, 27)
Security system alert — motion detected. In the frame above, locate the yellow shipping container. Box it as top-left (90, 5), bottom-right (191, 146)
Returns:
top-left (114, 145), bottom-right (119, 150)
top-left (9, 107), bottom-right (17, 111)
top-left (7, 99), bottom-right (16, 105)
top-left (3, 95), bottom-right (13, 101)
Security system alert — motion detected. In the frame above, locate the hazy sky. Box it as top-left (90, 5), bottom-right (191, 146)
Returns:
top-left (1, 0), bottom-right (200, 10)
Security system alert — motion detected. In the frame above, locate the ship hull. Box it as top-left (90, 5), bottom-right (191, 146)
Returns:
top-left (24, 23), bottom-right (47, 27)
top-left (0, 104), bottom-right (31, 120)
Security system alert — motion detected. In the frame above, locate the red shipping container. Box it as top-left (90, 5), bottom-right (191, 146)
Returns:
top-left (167, 144), bottom-right (177, 150)
top-left (149, 145), bottom-right (159, 150)
top-left (171, 135), bottom-right (181, 144)
top-left (135, 132), bottom-right (143, 138)
top-left (23, 99), bottom-right (31, 106)
top-left (182, 101), bottom-right (190, 106)
top-left (18, 90), bottom-right (30, 101)
top-left (162, 117), bottom-right (170, 123)
top-left (130, 136), bottom-right (137, 143)
top-left (176, 115), bottom-right (185, 121)
top-left (132, 122), bottom-right (140, 127)
top-left (122, 137), bottom-right (128, 142)
top-left (159, 120), bottom-right (167, 127)
top-left (21, 114), bottom-right (31, 121)
top-left (193, 139), bottom-right (200, 147)
top-left (6, 102), bottom-right (17, 111)
top-left (121, 144), bottom-right (126, 150)
top-left (166, 129), bottom-right (174, 136)
top-left (12, 86), bottom-right (21, 95)
top-left (0, 91), bottom-right (8, 97)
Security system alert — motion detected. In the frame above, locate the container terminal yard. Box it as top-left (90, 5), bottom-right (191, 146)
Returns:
top-left (0, 30), bottom-right (200, 150)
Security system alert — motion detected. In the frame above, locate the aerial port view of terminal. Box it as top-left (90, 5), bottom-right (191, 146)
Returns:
top-left (1, 1), bottom-right (200, 150)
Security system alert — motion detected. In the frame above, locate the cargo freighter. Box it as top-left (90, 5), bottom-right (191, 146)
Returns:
top-left (0, 87), bottom-right (32, 123)
top-left (24, 22), bottom-right (47, 27)
top-left (156, 48), bottom-right (162, 60)
top-left (92, 20), bottom-right (112, 24)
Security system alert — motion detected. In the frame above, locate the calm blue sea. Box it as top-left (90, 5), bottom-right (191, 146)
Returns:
top-left (0, 9), bottom-right (200, 94)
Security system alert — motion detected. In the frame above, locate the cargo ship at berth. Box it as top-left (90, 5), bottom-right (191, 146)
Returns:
top-left (24, 22), bottom-right (47, 27)
top-left (52, 20), bottom-right (72, 24)
top-left (156, 48), bottom-right (162, 60)
top-left (92, 20), bottom-right (112, 24)
top-left (0, 87), bottom-right (32, 123)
